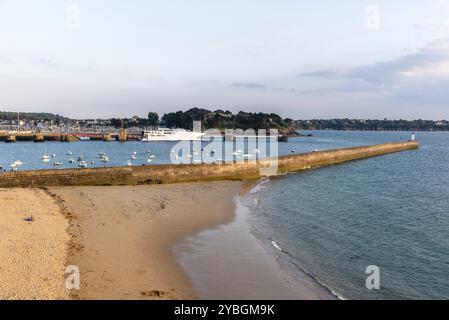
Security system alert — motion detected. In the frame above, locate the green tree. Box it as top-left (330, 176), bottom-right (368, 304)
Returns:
top-left (147, 112), bottom-right (159, 127)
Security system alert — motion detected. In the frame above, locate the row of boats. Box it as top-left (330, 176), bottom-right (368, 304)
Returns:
top-left (3, 147), bottom-right (288, 172)
top-left (6, 149), bottom-right (156, 171)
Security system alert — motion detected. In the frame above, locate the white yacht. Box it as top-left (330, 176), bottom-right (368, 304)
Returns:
top-left (141, 128), bottom-right (205, 141)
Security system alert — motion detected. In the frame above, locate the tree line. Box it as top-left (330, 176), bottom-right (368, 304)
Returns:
top-left (294, 119), bottom-right (449, 131)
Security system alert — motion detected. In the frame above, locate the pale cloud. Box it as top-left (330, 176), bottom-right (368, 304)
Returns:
top-left (295, 39), bottom-right (449, 114)
top-left (229, 82), bottom-right (266, 90)
top-left (300, 40), bottom-right (449, 84)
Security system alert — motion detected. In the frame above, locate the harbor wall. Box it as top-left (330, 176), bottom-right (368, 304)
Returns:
top-left (0, 141), bottom-right (419, 188)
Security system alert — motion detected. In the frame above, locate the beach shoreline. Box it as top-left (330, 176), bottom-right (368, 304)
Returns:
top-left (1, 181), bottom-right (331, 300)
top-left (48, 181), bottom-right (242, 300)
top-left (175, 181), bottom-right (334, 300)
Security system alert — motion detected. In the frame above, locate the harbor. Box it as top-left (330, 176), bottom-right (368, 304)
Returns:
top-left (0, 141), bottom-right (419, 188)
top-left (0, 128), bottom-right (133, 142)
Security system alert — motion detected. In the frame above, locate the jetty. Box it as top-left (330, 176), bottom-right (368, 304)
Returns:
top-left (0, 129), bottom-right (138, 142)
top-left (0, 141), bottom-right (419, 188)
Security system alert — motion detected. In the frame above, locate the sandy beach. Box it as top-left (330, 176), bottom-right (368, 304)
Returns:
top-left (48, 181), bottom-right (241, 300)
top-left (1, 181), bottom-right (329, 300)
top-left (0, 188), bottom-right (70, 300)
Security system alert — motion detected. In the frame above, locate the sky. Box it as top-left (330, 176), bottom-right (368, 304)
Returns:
top-left (1, 0), bottom-right (449, 120)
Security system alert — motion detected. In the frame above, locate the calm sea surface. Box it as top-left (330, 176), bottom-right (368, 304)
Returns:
top-left (245, 131), bottom-right (449, 299)
top-left (1, 130), bottom-right (447, 299)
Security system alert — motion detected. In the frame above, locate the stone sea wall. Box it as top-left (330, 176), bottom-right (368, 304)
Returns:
top-left (0, 141), bottom-right (419, 188)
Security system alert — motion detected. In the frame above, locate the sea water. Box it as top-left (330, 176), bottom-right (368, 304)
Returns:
top-left (246, 131), bottom-right (449, 299)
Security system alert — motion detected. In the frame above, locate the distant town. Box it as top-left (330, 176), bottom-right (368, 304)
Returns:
top-left (1, 108), bottom-right (448, 133)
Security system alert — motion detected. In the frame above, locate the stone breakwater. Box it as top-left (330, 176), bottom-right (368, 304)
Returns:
top-left (0, 141), bottom-right (419, 188)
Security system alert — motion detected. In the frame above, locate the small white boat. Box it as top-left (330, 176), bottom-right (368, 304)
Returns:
top-left (52, 154), bottom-right (56, 158)
top-left (14, 160), bottom-right (23, 166)
top-left (78, 161), bottom-right (87, 168)
top-left (243, 154), bottom-right (253, 158)
top-left (149, 155), bottom-right (155, 159)
top-left (131, 155), bottom-right (137, 160)
top-left (68, 158), bottom-right (75, 164)
top-left (10, 164), bottom-right (17, 172)
top-left (91, 161), bottom-right (95, 165)
top-left (146, 158), bottom-right (152, 163)
top-left (42, 147), bottom-right (51, 162)
top-left (127, 160), bottom-right (132, 166)
top-left (53, 161), bottom-right (63, 166)
top-left (66, 150), bottom-right (73, 155)
top-left (100, 156), bottom-right (110, 162)
top-left (99, 152), bottom-right (106, 157)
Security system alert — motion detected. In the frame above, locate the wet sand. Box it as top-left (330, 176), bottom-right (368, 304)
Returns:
top-left (49, 181), bottom-right (241, 300)
top-left (0, 188), bottom-right (70, 300)
top-left (176, 195), bottom-right (333, 300)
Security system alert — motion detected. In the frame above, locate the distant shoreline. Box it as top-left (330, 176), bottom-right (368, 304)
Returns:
top-left (297, 129), bottom-right (449, 132)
